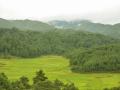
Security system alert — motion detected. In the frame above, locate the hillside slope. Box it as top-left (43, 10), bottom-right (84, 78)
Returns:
top-left (0, 18), bottom-right (55, 31)
top-left (49, 20), bottom-right (120, 38)
top-left (0, 28), bottom-right (119, 58)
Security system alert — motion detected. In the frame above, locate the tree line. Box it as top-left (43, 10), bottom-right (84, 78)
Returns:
top-left (66, 44), bottom-right (120, 72)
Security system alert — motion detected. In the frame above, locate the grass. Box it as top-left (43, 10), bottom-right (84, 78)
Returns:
top-left (0, 55), bottom-right (120, 90)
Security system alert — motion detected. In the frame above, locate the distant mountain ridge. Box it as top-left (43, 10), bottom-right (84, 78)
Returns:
top-left (49, 20), bottom-right (120, 39)
top-left (0, 18), bottom-right (55, 31)
top-left (1, 18), bottom-right (120, 38)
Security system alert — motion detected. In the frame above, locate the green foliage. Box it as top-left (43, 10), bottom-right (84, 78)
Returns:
top-left (0, 28), bottom-right (118, 58)
top-left (33, 70), bottom-right (48, 84)
top-left (68, 44), bottom-right (120, 72)
top-left (0, 70), bottom-right (78, 90)
top-left (63, 83), bottom-right (79, 90)
top-left (0, 73), bottom-right (10, 90)
top-left (33, 80), bottom-right (60, 90)
top-left (10, 76), bottom-right (30, 90)
top-left (54, 79), bottom-right (64, 88)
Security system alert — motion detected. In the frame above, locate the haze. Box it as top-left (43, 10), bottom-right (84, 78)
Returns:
top-left (0, 0), bottom-right (120, 24)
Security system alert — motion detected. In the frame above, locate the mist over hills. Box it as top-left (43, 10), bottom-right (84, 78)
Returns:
top-left (49, 20), bottom-right (120, 39)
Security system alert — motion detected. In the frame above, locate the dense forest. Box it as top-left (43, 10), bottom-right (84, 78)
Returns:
top-left (0, 28), bottom-right (118, 58)
top-left (67, 44), bottom-right (120, 72)
top-left (0, 70), bottom-right (78, 90)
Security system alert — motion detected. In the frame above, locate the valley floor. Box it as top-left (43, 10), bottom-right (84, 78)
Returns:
top-left (0, 55), bottom-right (120, 90)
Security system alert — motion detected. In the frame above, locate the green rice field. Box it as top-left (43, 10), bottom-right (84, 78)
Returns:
top-left (0, 55), bottom-right (120, 90)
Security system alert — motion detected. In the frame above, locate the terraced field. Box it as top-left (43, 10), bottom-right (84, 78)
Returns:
top-left (0, 55), bottom-right (120, 90)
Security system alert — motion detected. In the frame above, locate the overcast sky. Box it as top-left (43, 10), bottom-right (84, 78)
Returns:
top-left (0, 0), bottom-right (120, 24)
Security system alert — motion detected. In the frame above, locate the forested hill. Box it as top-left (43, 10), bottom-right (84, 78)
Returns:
top-left (49, 20), bottom-right (120, 39)
top-left (0, 28), bottom-right (119, 58)
top-left (67, 44), bottom-right (120, 72)
top-left (0, 18), bottom-right (55, 31)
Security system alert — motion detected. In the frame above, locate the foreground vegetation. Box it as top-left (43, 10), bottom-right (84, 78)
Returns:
top-left (0, 56), bottom-right (120, 90)
top-left (0, 70), bottom-right (78, 90)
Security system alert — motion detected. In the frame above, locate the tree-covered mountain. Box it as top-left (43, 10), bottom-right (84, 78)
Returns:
top-left (0, 28), bottom-right (118, 58)
top-left (0, 18), bottom-right (55, 31)
top-left (67, 44), bottom-right (120, 72)
top-left (49, 20), bottom-right (120, 39)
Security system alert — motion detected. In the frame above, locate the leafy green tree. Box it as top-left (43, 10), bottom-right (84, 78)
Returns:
top-left (33, 70), bottom-right (48, 84)
top-left (63, 83), bottom-right (79, 90)
top-left (10, 80), bottom-right (25, 90)
top-left (33, 80), bottom-right (56, 90)
top-left (0, 73), bottom-right (10, 90)
top-left (10, 76), bottom-right (30, 90)
top-left (54, 79), bottom-right (64, 90)
top-left (19, 76), bottom-right (31, 89)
